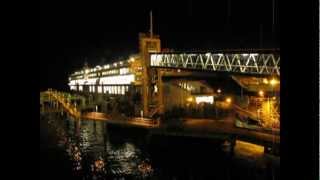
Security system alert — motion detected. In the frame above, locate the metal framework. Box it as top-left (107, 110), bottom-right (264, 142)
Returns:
top-left (150, 52), bottom-right (280, 76)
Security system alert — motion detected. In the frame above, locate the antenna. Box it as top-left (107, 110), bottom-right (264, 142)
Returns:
top-left (150, 11), bottom-right (153, 38)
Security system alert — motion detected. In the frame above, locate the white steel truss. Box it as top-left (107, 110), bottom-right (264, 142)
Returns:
top-left (150, 52), bottom-right (280, 76)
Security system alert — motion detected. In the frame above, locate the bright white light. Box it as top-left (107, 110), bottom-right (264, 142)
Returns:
top-left (242, 54), bottom-right (249, 56)
top-left (120, 68), bottom-right (129, 75)
top-left (195, 96), bottom-right (214, 104)
top-left (129, 57), bottom-right (135, 62)
top-left (69, 86), bottom-right (76, 90)
top-left (154, 85), bottom-right (158, 93)
top-left (205, 52), bottom-right (211, 56)
top-left (104, 65), bottom-right (110, 69)
top-left (84, 78), bottom-right (98, 85)
top-left (98, 86), bottom-right (102, 93)
top-left (119, 61), bottom-right (123, 65)
top-left (100, 74), bottom-right (135, 85)
top-left (113, 63), bottom-right (117, 67)
top-left (85, 69), bottom-right (89, 74)
top-left (217, 53), bottom-right (223, 56)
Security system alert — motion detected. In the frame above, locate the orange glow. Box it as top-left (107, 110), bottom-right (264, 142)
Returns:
top-left (226, 97), bottom-right (232, 103)
top-left (187, 97), bottom-right (193, 102)
top-left (263, 78), bottom-right (269, 84)
top-left (270, 78), bottom-right (278, 86)
top-left (258, 90), bottom-right (264, 97)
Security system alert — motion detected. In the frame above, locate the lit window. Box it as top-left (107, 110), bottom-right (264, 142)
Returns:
top-left (195, 96), bottom-right (214, 104)
top-left (100, 74), bottom-right (135, 85)
top-left (120, 68), bottom-right (129, 75)
top-left (98, 86), bottom-right (102, 93)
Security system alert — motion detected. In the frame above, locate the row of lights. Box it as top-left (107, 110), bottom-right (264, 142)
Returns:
top-left (83, 58), bottom-right (134, 73)
top-left (262, 78), bottom-right (279, 86)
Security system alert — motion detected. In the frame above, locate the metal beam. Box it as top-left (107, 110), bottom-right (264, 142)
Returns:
top-left (150, 52), bottom-right (280, 76)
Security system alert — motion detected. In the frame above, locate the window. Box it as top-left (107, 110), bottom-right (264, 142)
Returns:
top-left (120, 68), bottom-right (129, 75)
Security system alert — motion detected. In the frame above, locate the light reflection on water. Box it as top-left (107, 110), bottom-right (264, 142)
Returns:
top-left (41, 108), bottom-right (279, 180)
top-left (47, 111), bottom-right (153, 179)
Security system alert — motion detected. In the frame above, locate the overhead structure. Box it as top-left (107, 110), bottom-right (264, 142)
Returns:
top-left (150, 51), bottom-right (280, 76)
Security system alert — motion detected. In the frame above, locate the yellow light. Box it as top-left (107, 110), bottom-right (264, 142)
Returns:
top-left (226, 97), bottom-right (232, 103)
top-left (187, 97), bottom-right (193, 102)
top-left (270, 78), bottom-right (278, 86)
top-left (258, 90), bottom-right (264, 97)
top-left (263, 78), bottom-right (269, 84)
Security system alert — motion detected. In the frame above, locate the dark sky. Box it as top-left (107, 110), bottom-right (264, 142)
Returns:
top-left (40, 0), bottom-right (279, 91)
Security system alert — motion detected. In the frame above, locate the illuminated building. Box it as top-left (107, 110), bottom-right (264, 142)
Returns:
top-left (68, 54), bottom-right (143, 95)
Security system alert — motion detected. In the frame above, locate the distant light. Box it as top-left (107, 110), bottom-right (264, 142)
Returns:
top-left (129, 57), bottom-right (135, 62)
top-left (259, 90), bottom-right (264, 97)
top-left (104, 65), bottom-right (110, 69)
top-left (113, 63), bottom-right (117, 67)
top-left (154, 85), bottom-right (158, 93)
top-left (177, 69), bottom-right (181, 72)
top-left (226, 97), bottom-right (232, 103)
top-left (205, 52), bottom-right (211, 56)
top-left (119, 61), bottom-right (123, 65)
top-left (242, 54), bottom-right (249, 57)
top-left (217, 89), bottom-right (221, 93)
top-left (263, 78), bottom-right (269, 84)
top-left (217, 53), bottom-right (223, 56)
top-left (270, 78), bottom-right (278, 86)
top-left (187, 97), bottom-right (193, 102)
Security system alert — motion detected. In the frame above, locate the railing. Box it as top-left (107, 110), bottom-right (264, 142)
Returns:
top-left (45, 90), bottom-right (81, 118)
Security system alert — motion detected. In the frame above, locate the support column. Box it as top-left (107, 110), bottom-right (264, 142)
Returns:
top-left (158, 69), bottom-right (164, 114)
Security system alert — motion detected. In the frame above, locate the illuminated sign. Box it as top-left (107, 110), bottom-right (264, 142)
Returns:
top-left (195, 96), bottom-right (214, 104)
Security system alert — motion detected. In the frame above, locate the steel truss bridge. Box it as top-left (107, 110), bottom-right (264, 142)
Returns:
top-left (150, 50), bottom-right (280, 76)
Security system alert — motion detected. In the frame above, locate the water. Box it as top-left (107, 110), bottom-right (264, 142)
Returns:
top-left (40, 108), bottom-right (279, 180)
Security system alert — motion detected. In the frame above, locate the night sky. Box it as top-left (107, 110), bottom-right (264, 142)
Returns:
top-left (40, 0), bottom-right (279, 91)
